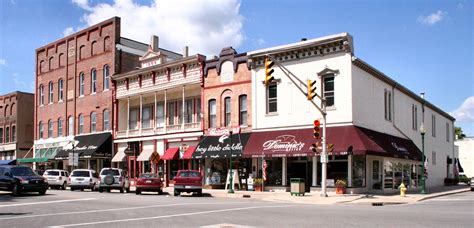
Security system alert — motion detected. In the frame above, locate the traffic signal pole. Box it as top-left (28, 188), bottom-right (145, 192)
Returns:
top-left (265, 55), bottom-right (328, 197)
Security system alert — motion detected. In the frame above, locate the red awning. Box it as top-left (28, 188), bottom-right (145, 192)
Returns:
top-left (243, 125), bottom-right (421, 160)
top-left (182, 146), bottom-right (197, 159)
top-left (161, 147), bottom-right (179, 160)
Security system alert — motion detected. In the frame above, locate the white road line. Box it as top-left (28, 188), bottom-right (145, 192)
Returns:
top-left (424, 198), bottom-right (474, 202)
top-left (50, 204), bottom-right (295, 227)
top-left (0, 198), bottom-right (98, 208)
top-left (0, 202), bottom-right (250, 220)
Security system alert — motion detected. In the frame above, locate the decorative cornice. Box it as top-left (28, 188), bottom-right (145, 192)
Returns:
top-left (204, 47), bottom-right (248, 77)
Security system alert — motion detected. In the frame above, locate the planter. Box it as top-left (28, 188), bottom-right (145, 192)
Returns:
top-left (255, 185), bottom-right (263, 192)
top-left (335, 186), bottom-right (346, 195)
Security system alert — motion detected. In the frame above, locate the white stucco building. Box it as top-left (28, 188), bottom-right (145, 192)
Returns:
top-left (455, 137), bottom-right (474, 177)
top-left (245, 33), bottom-right (455, 193)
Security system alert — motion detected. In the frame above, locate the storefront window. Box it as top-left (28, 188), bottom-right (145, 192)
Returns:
top-left (265, 158), bottom-right (282, 186)
top-left (384, 161), bottom-right (393, 189)
top-left (204, 158), bottom-right (228, 186)
top-left (351, 155), bottom-right (365, 187)
top-left (410, 164), bottom-right (418, 187)
top-left (393, 162), bottom-right (403, 189)
top-left (403, 163), bottom-right (411, 187)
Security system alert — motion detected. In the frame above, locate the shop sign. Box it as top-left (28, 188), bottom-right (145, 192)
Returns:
top-left (262, 135), bottom-right (305, 153)
top-left (74, 145), bottom-right (98, 151)
top-left (208, 126), bottom-right (241, 136)
top-left (195, 142), bottom-right (244, 155)
top-left (391, 142), bottom-right (408, 153)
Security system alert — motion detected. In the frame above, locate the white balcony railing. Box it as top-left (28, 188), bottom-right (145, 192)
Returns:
top-left (115, 122), bottom-right (201, 138)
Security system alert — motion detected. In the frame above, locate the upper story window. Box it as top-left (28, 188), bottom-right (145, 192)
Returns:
top-left (79, 72), bottom-right (85, 96)
top-left (384, 89), bottom-right (392, 122)
top-left (446, 122), bottom-right (450, 142)
top-left (103, 65), bottom-right (110, 90)
top-left (91, 41), bottom-right (98, 55)
top-left (0, 128), bottom-right (3, 143)
top-left (412, 104), bottom-right (418, 130)
top-left (129, 108), bottom-right (139, 130)
top-left (68, 116), bottom-right (74, 136)
top-left (3, 105), bottom-right (8, 117)
top-left (58, 79), bottom-right (64, 101)
top-left (104, 36), bottom-right (111, 52)
top-left (239, 95), bottom-right (248, 126)
top-left (48, 119), bottom-right (53, 138)
top-left (224, 97), bottom-right (231, 126)
top-left (91, 69), bottom-right (97, 93)
top-left (156, 102), bottom-right (164, 127)
top-left (142, 106), bottom-right (152, 129)
top-left (58, 53), bottom-right (64, 67)
top-left (323, 76), bottom-right (335, 107)
top-left (432, 151), bottom-right (437, 165)
top-left (10, 103), bottom-right (15, 116)
top-left (39, 121), bottom-right (43, 139)
top-left (79, 45), bottom-right (85, 60)
top-left (209, 99), bottom-right (216, 128)
top-left (78, 114), bottom-right (84, 134)
top-left (196, 98), bottom-right (201, 123)
top-left (90, 112), bottom-right (97, 133)
top-left (266, 83), bottom-right (277, 114)
top-left (39, 84), bottom-right (44, 105)
top-left (103, 110), bottom-right (110, 131)
top-left (167, 102), bottom-right (176, 126)
top-left (58, 118), bottom-right (63, 137)
top-left (11, 126), bottom-right (15, 142)
top-left (5, 127), bottom-right (9, 142)
top-left (48, 81), bottom-right (54, 103)
top-left (48, 57), bottom-right (54, 71)
top-left (432, 115), bottom-right (436, 137)
top-left (184, 99), bottom-right (193, 124)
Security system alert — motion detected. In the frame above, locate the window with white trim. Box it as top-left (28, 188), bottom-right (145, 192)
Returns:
top-left (239, 95), bottom-right (247, 126)
top-left (103, 110), bottom-right (110, 131)
top-left (209, 99), bottom-right (216, 128)
top-left (184, 99), bottom-right (193, 124)
top-left (155, 102), bottom-right (164, 127)
top-left (48, 81), bottom-right (53, 103)
top-left (58, 118), bottom-right (63, 137)
top-left (141, 106), bottom-right (152, 129)
top-left (48, 120), bottom-right (53, 138)
top-left (58, 79), bottom-right (64, 101)
top-left (323, 76), bottom-right (335, 107)
top-left (78, 114), bottom-right (84, 134)
top-left (103, 65), bottom-right (110, 90)
top-left (129, 108), bottom-right (139, 130)
top-left (90, 112), bottom-right (97, 133)
top-left (39, 84), bottom-right (44, 105)
top-left (79, 72), bottom-right (85, 96)
top-left (224, 97), bottom-right (231, 126)
top-left (68, 116), bottom-right (74, 136)
top-left (39, 121), bottom-right (43, 139)
top-left (91, 69), bottom-right (97, 93)
top-left (266, 83), bottom-right (277, 113)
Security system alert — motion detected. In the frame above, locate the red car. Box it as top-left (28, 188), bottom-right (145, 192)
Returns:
top-left (173, 170), bottom-right (202, 196)
top-left (135, 173), bottom-right (163, 195)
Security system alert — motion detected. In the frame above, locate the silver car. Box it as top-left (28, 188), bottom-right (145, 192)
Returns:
top-left (43, 169), bottom-right (69, 190)
top-left (69, 169), bottom-right (99, 191)
top-left (98, 168), bottom-right (130, 193)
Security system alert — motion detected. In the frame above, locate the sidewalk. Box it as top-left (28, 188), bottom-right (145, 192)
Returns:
top-left (164, 185), bottom-right (470, 205)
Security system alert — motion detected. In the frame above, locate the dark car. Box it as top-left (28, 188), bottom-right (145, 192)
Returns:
top-left (0, 165), bottom-right (49, 196)
top-left (135, 173), bottom-right (163, 195)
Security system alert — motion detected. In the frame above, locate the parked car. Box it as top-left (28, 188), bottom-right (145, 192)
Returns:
top-left (458, 173), bottom-right (471, 185)
top-left (98, 168), bottom-right (130, 193)
top-left (173, 170), bottom-right (202, 196)
top-left (69, 169), bottom-right (99, 191)
top-left (43, 169), bottom-right (69, 190)
top-left (0, 165), bottom-right (48, 196)
top-left (471, 177), bottom-right (474, 191)
top-left (136, 173), bottom-right (163, 195)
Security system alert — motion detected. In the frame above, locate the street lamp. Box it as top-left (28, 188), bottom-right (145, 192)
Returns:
top-left (228, 128), bottom-right (234, 194)
top-left (420, 92), bottom-right (427, 194)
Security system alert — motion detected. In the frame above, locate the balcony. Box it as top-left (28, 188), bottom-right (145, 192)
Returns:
top-left (116, 122), bottom-right (201, 139)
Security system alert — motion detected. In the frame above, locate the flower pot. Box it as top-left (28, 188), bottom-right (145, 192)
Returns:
top-left (335, 186), bottom-right (346, 195)
top-left (255, 185), bottom-right (263, 192)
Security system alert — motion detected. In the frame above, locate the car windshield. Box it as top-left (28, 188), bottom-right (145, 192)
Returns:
top-left (101, 169), bottom-right (120, 176)
top-left (139, 173), bottom-right (159, 179)
top-left (45, 171), bottom-right (60, 176)
top-left (11, 167), bottom-right (36, 176)
top-left (71, 171), bottom-right (90, 177)
top-left (178, 171), bottom-right (199, 177)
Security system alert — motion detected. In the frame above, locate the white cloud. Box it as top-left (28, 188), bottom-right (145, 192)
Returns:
top-left (418, 10), bottom-right (446, 26)
top-left (70, 0), bottom-right (244, 56)
top-left (450, 96), bottom-right (474, 122)
top-left (63, 27), bottom-right (75, 36)
top-left (257, 38), bottom-right (265, 45)
top-left (0, 58), bottom-right (6, 66)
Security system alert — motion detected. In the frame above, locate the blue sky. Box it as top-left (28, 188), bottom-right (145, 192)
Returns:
top-left (0, 0), bottom-right (472, 135)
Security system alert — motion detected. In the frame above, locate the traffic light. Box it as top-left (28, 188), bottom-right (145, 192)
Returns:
top-left (311, 142), bottom-right (318, 152)
top-left (307, 79), bottom-right (317, 100)
top-left (313, 119), bottom-right (321, 139)
top-left (264, 57), bottom-right (275, 85)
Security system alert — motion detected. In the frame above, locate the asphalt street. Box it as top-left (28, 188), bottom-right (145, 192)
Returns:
top-left (0, 189), bottom-right (472, 228)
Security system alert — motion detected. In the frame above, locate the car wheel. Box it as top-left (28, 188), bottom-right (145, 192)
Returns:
top-left (80, 188), bottom-right (84, 191)
top-left (39, 189), bottom-right (46, 195)
top-left (158, 190), bottom-right (163, 195)
top-left (197, 190), bottom-right (202, 197)
top-left (61, 182), bottom-right (67, 190)
top-left (120, 187), bottom-right (124, 193)
top-left (174, 189), bottom-right (179, 196)
top-left (99, 187), bottom-right (103, 193)
top-left (136, 189), bottom-right (140, 195)
top-left (11, 184), bottom-right (20, 196)
top-left (91, 184), bottom-right (96, 191)
top-left (126, 187), bottom-right (130, 193)
top-left (70, 187), bottom-right (75, 191)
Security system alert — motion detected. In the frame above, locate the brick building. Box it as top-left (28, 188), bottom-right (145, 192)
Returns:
top-left (32, 17), bottom-right (179, 172)
top-left (195, 47), bottom-right (252, 189)
top-left (0, 91), bottom-right (34, 163)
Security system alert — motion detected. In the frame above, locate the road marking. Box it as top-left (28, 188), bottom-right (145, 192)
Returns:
top-left (0, 198), bottom-right (97, 208)
top-left (50, 204), bottom-right (294, 227)
top-left (0, 202), bottom-right (250, 220)
top-left (424, 198), bottom-right (474, 202)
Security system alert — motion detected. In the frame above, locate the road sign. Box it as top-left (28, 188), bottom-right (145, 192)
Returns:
top-left (327, 143), bottom-right (334, 152)
top-left (68, 152), bottom-right (79, 166)
top-left (150, 152), bottom-right (160, 164)
top-left (320, 154), bottom-right (328, 163)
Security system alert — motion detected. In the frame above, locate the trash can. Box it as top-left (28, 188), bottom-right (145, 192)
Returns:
top-left (290, 178), bottom-right (305, 196)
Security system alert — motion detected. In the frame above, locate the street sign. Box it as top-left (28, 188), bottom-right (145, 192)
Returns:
top-left (68, 152), bottom-right (79, 166)
top-left (320, 154), bottom-right (328, 163)
top-left (150, 152), bottom-right (160, 164)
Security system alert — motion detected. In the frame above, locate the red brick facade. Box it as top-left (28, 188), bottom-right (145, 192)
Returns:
top-left (203, 47), bottom-right (252, 134)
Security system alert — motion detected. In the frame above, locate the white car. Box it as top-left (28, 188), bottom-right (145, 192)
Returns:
top-left (98, 168), bottom-right (130, 193)
top-left (69, 169), bottom-right (99, 191)
top-left (43, 169), bottom-right (69, 190)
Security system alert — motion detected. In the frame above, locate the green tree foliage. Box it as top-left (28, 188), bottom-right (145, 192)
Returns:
top-left (455, 126), bottom-right (466, 140)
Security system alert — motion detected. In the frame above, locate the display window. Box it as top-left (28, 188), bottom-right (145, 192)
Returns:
top-left (351, 155), bottom-right (366, 187)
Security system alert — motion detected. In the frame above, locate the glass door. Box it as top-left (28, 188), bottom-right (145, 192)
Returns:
top-left (372, 160), bottom-right (382, 189)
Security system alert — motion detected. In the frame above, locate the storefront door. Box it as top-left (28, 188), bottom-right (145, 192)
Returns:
top-left (371, 160), bottom-right (382, 189)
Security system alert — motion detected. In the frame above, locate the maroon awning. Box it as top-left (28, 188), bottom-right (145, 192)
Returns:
top-left (181, 146), bottom-right (197, 160)
top-left (243, 126), bottom-right (421, 160)
top-left (161, 147), bottom-right (179, 160)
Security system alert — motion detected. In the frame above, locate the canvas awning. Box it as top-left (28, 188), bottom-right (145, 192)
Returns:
top-left (112, 148), bottom-right (126, 162)
top-left (182, 146), bottom-right (197, 159)
top-left (137, 148), bottom-right (155, 161)
top-left (161, 147), bottom-right (179, 160)
top-left (193, 133), bottom-right (251, 159)
top-left (55, 132), bottom-right (112, 160)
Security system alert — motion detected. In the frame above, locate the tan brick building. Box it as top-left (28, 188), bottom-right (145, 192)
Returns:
top-left (0, 91), bottom-right (34, 163)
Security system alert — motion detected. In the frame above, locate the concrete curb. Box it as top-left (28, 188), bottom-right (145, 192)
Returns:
top-left (416, 188), bottom-right (470, 202)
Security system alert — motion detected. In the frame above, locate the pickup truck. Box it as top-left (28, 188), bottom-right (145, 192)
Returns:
top-left (173, 170), bottom-right (202, 196)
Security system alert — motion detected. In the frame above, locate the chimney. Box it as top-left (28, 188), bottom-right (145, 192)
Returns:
top-left (183, 46), bottom-right (189, 58)
top-left (151, 35), bottom-right (159, 52)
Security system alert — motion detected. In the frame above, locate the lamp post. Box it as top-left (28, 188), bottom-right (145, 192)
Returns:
top-left (228, 129), bottom-right (234, 194)
top-left (420, 92), bottom-right (427, 194)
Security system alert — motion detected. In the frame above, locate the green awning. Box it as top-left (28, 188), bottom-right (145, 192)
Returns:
top-left (17, 157), bottom-right (49, 163)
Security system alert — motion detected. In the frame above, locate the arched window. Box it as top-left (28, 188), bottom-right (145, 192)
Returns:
top-left (91, 41), bottom-right (97, 55)
top-left (79, 45), bottom-right (85, 60)
top-left (38, 121), bottom-right (43, 139)
top-left (90, 112), bottom-right (97, 133)
top-left (57, 118), bottom-right (63, 137)
top-left (104, 36), bottom-right (111, 52)
top-left (49, 57), bottom-right (54, 70)
top-left (58, 79), bottom-right (64, 101)
top-left (208, 99), bottom-right (216, 128)
top-left (39, 84), bottom-right (44, 105)
top-left (3, 105), bottom-right (8, 117)
top-left (48, 81), bottom-right (54, 103)
top-left (239, 95), bottom-right (247, 126)
top-left (10, 103), bottom-right (15, 116)
top-left (68, 116), bottom-right (74, 136)
top-left (79, 72), bottom-right (85, 96)
top-left (91, 69), bottom-right (97, 93)
top-left (48, 119), bottom-right (53, 138)
top-left (103, 65), bottom-right (110, 90)
top-left (5, 127), bottom-right (9, 142)
top-left (39, 60), bottom-right (45, 73)
top-left (58, 53), bottom-right (64, 67)
top-left (103, 109), bottom-right (110, 131)
top-left (78, 114), bottom-right (84, 134)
